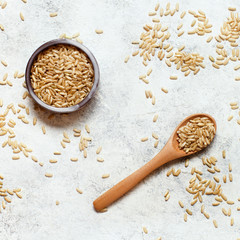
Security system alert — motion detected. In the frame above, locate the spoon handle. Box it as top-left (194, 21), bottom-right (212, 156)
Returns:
top-left (93, 146), bottom-right (176, 212)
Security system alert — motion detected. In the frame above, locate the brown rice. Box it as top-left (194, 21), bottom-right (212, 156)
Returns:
top-left (30, 44), bottom-right (94, 108)
top-left (177, 116), bottom-right (215, 153)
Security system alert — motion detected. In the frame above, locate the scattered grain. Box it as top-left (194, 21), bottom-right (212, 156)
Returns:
top-left (154, 140), bottom-right (159, 148)
top-left (31, 156), bottom-right (38, 162)
top-left (222, 208), bottom-right (228, 216)
top-left (213, 176), bottom-right (219, 183)
top-left (85, 124), bottom-right (90, 133)
top-left (186, 209), bottom-right (192, 215)
top-left (152, 132), bottom-right (158, 140)
top-left (153, 114), bottom-right (158, 122)
top-left (161, 88), bottom-right (168, 93)
top-left (12, 155), bottom-right (20, 160)
top-left (213, 220), bottom-right (218, 228)
top-left (228, 208), bottom-right (231, 216)
top-left (95, 29), bottom-right (103, 34)
top-left (152, 96), bottom-right (156, 105)
top-left (96, 146), bottom-right (102, 154)
top-left (170, 75), bottom-right (178, 80)
top-left (166, 168), bottom-right (172, 177)
top-left (83, 149), bottom-right (87, 158)
top-left (178, 200), bottom-right (184, 208)
top-left (132, 51), bottom-right (139, 57)
top-left (165, 194), bottom-right (170, 201)
top-left (180, 11), bottom-right (186, 19)
top-left (228, 7), bottom-right (236, 11)
top-left (177, 23), bottom-right (183, 30)
top-left (178, 30), bottom-right (184, 37)
top-left (49, 12), bottom-right (58, 17)
top-left (102, 174), bottom-right (110, 179)
top-left (1, 60), bottom-right (7, 67)
top-left (97, 157), bottom-right (104, 162)
top-left (70, 158), bottom-right (78, 162)
top-left (17, 73), bottom-right (25, 78)
top-left (229, 173), bottom-right (233, 182)
top-left (143, 226), bottom-right (148, 234)
top-left (42, 126), bottom-right (46, 134)
top-left (173, 169), bottom-right (181, 177)
top-left (49, 159), bottom-right (58, 163)
top-left (141, 137), bottom-right (148, 142)
top-left (1, 1), bottom-right (7, 9)
top-left (76, 188), bottom-right (83, 194)
top-left (4, 196), bottom-right (11, 203)
top-left (227, 200), bottom-right (234, 205)
top-left (124, 55), bottom-right (130, 63)
top-left (184, 213), bottom-right (187, 222)
top-left (206, 36), bottom-right (213, 43)
top-left (20, 12), bottom-right (24, 21)
top-left (45, 173), bottom-right (53, 178)
top-left (15, 192), bottom-right (22, 199)
top-left (54, 151), bottom-right (61, 155)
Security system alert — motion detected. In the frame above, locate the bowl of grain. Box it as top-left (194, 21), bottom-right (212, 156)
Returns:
top-left (25, 39), bottom-right (100, 113)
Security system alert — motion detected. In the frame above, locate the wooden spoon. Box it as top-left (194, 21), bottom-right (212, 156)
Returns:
top-left (93, 113), bottom-right (217, 212)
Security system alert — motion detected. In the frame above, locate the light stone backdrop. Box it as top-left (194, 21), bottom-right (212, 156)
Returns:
top-left (0, 0), bottom-right (240, 239)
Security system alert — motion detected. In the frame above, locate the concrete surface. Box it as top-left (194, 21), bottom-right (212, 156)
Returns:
top-left (0, 0), bottom-right (240, 239)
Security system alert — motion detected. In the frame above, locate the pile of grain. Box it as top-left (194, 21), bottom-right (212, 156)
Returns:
top-left (216, 11), bottom-right (240, 47)
top-left (170, 51), bottom-right (205, 76)
top-left (30, 44), bottom-right (94, 108)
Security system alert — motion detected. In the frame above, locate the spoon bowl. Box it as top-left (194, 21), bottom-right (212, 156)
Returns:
top-left (93, 113), bottom-right (217, 212)
top-left (170, 113), bottom-right (217, 157)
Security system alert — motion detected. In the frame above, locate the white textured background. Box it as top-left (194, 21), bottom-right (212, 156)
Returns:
top-left (0, 0), bottom-right (240, 239)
